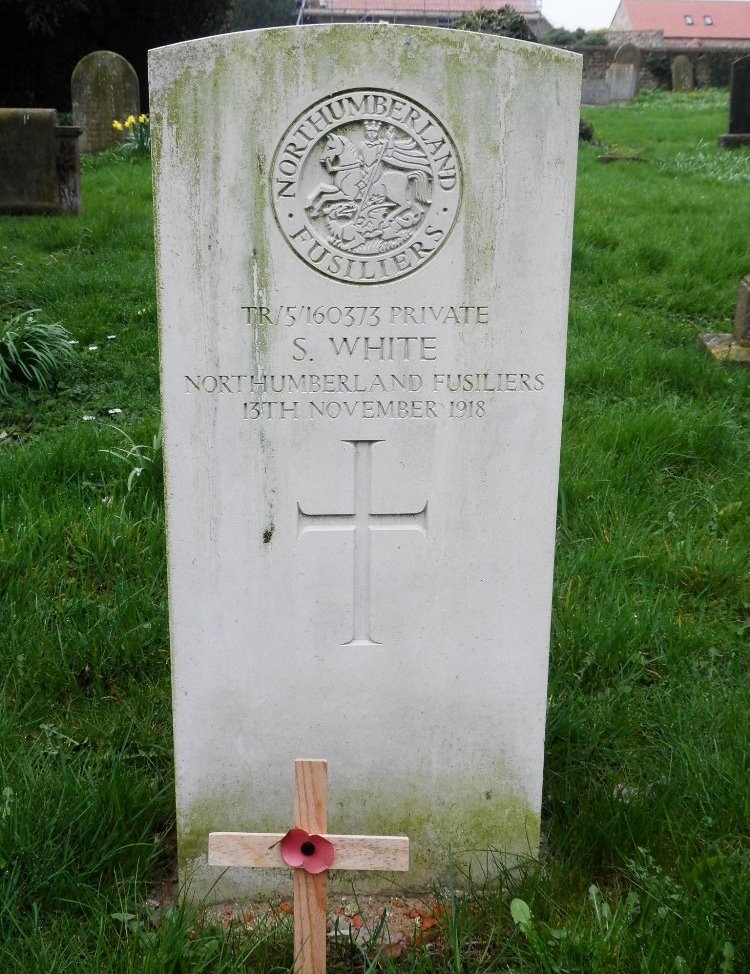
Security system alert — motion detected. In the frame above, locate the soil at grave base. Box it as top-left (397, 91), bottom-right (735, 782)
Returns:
top-left (203, 895), bottom-right (448, 958)
top-left (150, 867), bottom-right (447, 959)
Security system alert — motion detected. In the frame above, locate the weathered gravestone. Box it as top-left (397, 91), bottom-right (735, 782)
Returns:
top-left (699, 275), bottom-right (750, 364)
top-left (150, 24), bottom-right (582, 901)
top-left (671, 55), bottom-right (694, 92)
top-left (581, 78), bottom-right (611, 106)
top-left (696, 55), bottom-right (712, 89)
top-left (55, 124), bottom-right (84, 214)
top-left (608, 43), bottom-right (640, 102)
top-left (719, 56), bottom-right (750, 147)
top-left (71, 50), bottom-right (139, 153)
top-left (0, 109), bottom-right (82, 214)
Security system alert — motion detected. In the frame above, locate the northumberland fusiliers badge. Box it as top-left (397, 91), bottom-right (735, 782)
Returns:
top-left (271, 89), bottom-right (462, 284)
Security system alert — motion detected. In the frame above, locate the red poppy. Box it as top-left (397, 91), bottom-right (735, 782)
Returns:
top-left (280, 828), bottom-right (335, 874)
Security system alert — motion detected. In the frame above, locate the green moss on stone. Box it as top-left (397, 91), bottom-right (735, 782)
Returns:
top-left (177, 769), bottom-right (540, 895)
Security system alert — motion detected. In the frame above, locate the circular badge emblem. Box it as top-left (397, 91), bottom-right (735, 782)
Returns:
top-left (271, 89), bottom-right (462, 285)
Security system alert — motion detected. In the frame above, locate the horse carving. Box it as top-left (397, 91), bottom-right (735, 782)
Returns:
top-left (305, 125), bottom-right (433, 254)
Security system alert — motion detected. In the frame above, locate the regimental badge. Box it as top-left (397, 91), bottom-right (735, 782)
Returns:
top-left (271, 89), bottom-right (462, 285)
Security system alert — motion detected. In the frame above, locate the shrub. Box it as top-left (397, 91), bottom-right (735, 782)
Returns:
top-left (545, 27), bottom-right (586, 48)
top-left (579, 117), bottom-right (596, 143)
top-left (0, 309), bottom-right (77, 399)
top-left (643, 52), bottom-right (672, 88)
top-left (453, 6), bottom-right (535, 41)
top-left (579, 30), bottom-right (609, 47)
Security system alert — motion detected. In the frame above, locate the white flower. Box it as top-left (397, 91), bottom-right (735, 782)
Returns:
top-left (67, 339), bottom-right (79, 345)
top-left (87, 345), bottom-right (98, 351)
top-left (107, 408), bottom-right (123, 415)
top-left (107, 334), bottom-right (117, 340)
top-left (82, 415), bottom-right (96, 421)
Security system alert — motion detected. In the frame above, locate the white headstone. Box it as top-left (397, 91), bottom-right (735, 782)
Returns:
top-left (150, 25), bottom-right (581, 901)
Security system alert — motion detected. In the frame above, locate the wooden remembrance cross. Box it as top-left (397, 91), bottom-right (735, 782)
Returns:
top-left (208, 759), bottom-right (409, 974)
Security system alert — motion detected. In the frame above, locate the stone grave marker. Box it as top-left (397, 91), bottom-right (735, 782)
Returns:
top-left (0, 108), bottom-right (82, 214)
top-left (71, 50), bottom-right (139, 153)
top-left (719, 56), bottom-right (750, 147)
top-left (149, 24), bottom-right (582, 902)
top-left (608, 43), bottom-right (640, 102)
top-left (581, 78), bottom-right (610, 106)
top-left (671, 55), bottom-right (694, 92)
top-left (699, 275), bottom-right (750, 364)
top-left (55, 123), bottom-right (84, 215)
top-left (0, 108), bottom-right (56, 212)
top-left (696, 54), bottom-right (712, 89)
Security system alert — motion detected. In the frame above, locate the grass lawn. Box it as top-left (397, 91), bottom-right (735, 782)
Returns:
top-left (1, 88), bottom-right (749, 972)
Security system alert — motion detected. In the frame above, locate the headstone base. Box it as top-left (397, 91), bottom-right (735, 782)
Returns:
top-left (698, 333), bottom-right (750, 364)
top-left (718, 134), bottom-right (750, 148)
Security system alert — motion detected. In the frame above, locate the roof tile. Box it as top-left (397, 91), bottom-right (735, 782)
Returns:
top-left (616, 1), bottom-right (750, 40)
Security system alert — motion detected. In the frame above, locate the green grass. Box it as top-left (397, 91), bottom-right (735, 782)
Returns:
top-left (1, 90), bottom-right (749, 971)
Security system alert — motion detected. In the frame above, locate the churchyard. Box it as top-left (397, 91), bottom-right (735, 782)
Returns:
top-left (0, 71), bottom-right (749, 974)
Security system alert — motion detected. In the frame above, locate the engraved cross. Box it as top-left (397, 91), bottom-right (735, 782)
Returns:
top-left (298, 439), bottom-right (427, 646)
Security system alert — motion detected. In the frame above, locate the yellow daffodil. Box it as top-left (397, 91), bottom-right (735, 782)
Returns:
top-left (138, 114), bottom-right (149, 125)
top-left (125, 115), bottom-right (136, 128)
top-left (112, 119), bottom-right (124, 131)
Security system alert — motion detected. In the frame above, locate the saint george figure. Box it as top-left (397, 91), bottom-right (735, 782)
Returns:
top-left (356, 121), bottom-right (432, 205)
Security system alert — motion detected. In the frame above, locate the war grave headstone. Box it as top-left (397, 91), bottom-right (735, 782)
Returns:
top-left (719, 55), bottom-right (750, 147)
top-left (671, 55), bottom-right (694, 92)
top-left (0, 108), bottom-right (82, 214)
top-left (71, 50), bottom-right (139, 153)
top-left (149, 24), bottom-right (582, 902)
top-left (608, 43), bottom-right (640, 103)
top-left (699, 275), bottom-right (750, 364)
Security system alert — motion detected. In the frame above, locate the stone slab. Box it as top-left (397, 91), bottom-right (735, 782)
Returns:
top-left (718, 133), bottom-right (750, 148)
top-left (581, 78), bottom-right (610, 106)
top-left (728, 55), bottom-right (750, 135)
top-left (732, 275), bottom-right (750, 342)
top-left (55, 126), bottom-right (83, 215)
top-left (671, 55), bottom-right (694, 92)
top-left (698, 275), bottom-right (750, 365)
top-left (698, 333), bottom-right (750, 364)
top-left (150, 25), bottom-right (581, 901)
top-left (696, 55), bottom-right (712, 88)
top-left (0, 108), bottom-right (57, 213)
top-left (608, 62), bottom-right (638, 102)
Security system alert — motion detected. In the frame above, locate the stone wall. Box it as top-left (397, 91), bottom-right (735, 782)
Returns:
top-left (578, 44), bottom-right (750, 99)
top-left (607, 30), bottom-right (750, 52)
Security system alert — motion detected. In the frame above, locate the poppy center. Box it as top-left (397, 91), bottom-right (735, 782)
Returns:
top-left (301, 841), bottom-right (316, 856)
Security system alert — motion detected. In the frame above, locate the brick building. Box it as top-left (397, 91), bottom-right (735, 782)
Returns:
top-left (609, 0), bottom-right (750, 49)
